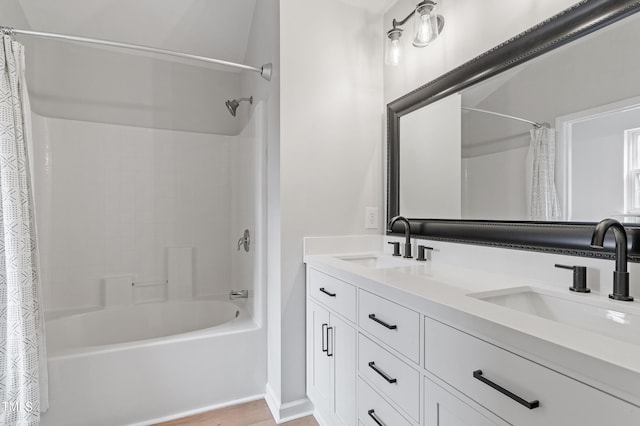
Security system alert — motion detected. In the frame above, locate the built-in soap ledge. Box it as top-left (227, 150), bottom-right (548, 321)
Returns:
top-left (132, 279), bottom-right (167, 304)
top-left (102, 275), bottom-right (167, 306)
top-left (100, 246), bottom-right (195, 306)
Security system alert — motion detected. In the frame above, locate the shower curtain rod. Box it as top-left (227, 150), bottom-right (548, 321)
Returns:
top-left (2, 27), bottom-right (272, 81)
top-left (462, 106), bottom-right (546, 128)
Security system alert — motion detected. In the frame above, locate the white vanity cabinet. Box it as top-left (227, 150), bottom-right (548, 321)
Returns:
top-left (358, 289), bottom-right (420, 364)
top-left (306, 269), bottom-right (357, 426)
top-left (424, 317), bottom-right (640, 426)
top-left (305, 263), bottom-right (640, 426)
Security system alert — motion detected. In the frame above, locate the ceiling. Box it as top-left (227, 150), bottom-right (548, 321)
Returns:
top-left (6, 0), bottom-right (257, 64)
top-left (2, 0), bottom-right (401, 63)
top-left (338, 0), bottom-right (398, 14)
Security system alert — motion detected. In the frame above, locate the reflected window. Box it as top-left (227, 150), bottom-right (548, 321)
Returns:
top-left (624, 128), bottom-right (640, 213)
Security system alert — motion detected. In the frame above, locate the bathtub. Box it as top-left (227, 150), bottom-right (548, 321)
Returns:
top-left (40, 298), bottom-right (266, 426)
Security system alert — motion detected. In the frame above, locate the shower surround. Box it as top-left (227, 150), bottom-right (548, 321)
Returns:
top-left (32, 113), bottom-right (254, 310)
top-left (31, 103), bottom-right (266, 424)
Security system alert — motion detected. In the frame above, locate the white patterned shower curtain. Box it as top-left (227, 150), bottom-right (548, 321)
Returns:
top-left (529, 126), bottom-right (561, 220)
top-left (0, 34), bottom-right (48, 425)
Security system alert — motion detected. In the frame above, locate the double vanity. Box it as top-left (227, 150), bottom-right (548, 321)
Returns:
top-left (304, 235), bottom-right (640, 426)
top-left (303, 2), bottom-right (640, 424)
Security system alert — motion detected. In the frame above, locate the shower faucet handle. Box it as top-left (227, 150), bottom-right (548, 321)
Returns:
top-left (237, 229), bottom-right (250, 252)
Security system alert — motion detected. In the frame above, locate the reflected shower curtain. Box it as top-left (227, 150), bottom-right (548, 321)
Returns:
top-left (0, 34), bottom-right (48, 425)
top-left (529, 126), bottom-right (561, 220)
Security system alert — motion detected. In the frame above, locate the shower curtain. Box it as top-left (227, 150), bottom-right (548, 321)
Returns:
top-left (529, 126), bottom-right (561, 220)
top-left (0, 34), bottom-right (48, 425)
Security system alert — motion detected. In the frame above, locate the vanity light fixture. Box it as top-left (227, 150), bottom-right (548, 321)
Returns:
top-left (385, 0), bottom-right (445, 66)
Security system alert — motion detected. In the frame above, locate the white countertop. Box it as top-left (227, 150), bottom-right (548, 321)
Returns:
top-left (303, 236), bottom-right (640, 406)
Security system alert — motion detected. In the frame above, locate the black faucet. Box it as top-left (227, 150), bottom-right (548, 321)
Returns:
top-left (590, 218), bottom-right (633, 301)
top-left (388, 215), bottom-right (412, 258)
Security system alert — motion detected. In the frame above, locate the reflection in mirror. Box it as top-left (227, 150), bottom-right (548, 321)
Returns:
top-left (398, 9), bottom-right (640, 223)
top-left (400, 94), bottom-right (460, 218)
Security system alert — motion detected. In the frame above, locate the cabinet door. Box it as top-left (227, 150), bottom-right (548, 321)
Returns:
top-left (309, 301), bottom-right (332, 406)
top-left (425, 378), bottom-right (506, 426)
top-left (332, 314), bottom-right (356, 426)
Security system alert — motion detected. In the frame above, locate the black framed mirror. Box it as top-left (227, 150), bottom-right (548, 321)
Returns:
top-left (387, 0), bottom-right (640, 261)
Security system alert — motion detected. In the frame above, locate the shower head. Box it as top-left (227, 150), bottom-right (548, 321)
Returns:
top-left (225, 96), bottom-right (253, 117)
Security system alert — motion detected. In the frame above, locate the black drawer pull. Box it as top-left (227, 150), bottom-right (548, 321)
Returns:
top-left (367, 409), bottom-right (386, 426)
top-left (319, 287), bottom-right (336, 297)
top-left (368, 361), bottom-right (397, 384)
top-left (326, 326), bottom-right (334, 357)
top-left (368, 314), bottom-right (397, 330)
top-left (473, 370), bottom-right (539, 409)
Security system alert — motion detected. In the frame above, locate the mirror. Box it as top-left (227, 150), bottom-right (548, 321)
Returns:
top-left (387, 1), bottom-right (640, 260)
top-left (398, 7), bottom-right (640, 223)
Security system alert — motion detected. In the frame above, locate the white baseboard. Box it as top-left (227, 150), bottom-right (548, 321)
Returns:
top-left (265, 383), bottom-right (314, 424)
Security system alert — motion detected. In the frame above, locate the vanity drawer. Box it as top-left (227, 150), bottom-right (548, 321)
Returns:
top-left (425, 317), bottom-right (640, 426)
top-left (308, 268), bottom-right (356, 322)
top-left (358, 377), bottom-right (414, 426)
top-left (358, 333), bottom-right (420, 422)
top-left (358, 289), bottom-right (420, 363)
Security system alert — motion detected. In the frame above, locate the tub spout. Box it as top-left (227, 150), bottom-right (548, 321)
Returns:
top-left (230, 289), bottom-right (249, 299)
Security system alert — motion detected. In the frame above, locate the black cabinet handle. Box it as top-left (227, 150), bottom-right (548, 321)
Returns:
top-left (368, 361), bottom-right (397, 384)
top-left (321, 323), bottom-right (328, 353)
top-left (326, 326), bottom-right (333, 357)
top-left (473, 370), bottom-right (539, 409)
top-left (367, 409), bottom-right (386, 426)
top-left (368, 314), bottom-right (397, 330)
top-left (319, 287), bottom-right (336, 297)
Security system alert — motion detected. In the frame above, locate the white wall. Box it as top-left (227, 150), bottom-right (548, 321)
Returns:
top-left (401, 94), bottom-right (461, 218)
top-left (0, 1), bottom-right (30, 27)
top-left (462, 147), bottom-right (529, 220)
top-left (24, 38), bottom-right (244, 135)
top-left (32, 115), bottom-right (236, 311)
top-left (278, 0), bottom-right (384, 409)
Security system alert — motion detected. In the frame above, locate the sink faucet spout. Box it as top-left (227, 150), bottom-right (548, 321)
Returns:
top-left (590, 218), bottom-right (633, 301)
top-left (388, 215), bottom-right (412, 258)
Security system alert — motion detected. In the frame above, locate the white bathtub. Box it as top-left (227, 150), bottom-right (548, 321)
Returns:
top-left (41, 299), bottom-right (266, 426)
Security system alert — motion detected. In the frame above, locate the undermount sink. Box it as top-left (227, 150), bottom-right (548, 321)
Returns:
top-left (471, 287), bottom-right (640, 346)
top-left (336, 254), bottom-right (415, 269)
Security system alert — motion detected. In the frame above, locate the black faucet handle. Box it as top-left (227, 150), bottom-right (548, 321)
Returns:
top-left (387, 241), bottom-right (401, 256)
top-left (555, 264), bottom-right (590, 293)
top-left (416, 245), bottom-right (434, 262)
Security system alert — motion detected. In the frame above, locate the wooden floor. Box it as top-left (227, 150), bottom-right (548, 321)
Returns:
top-left (153, 399), bottom-right (318, 426)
